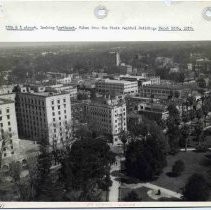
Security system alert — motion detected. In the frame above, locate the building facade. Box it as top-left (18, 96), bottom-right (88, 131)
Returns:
top-left (120, 74), bottom-right (160, 86)
top-left (137, 102), bottom-right (168, 121)
top-left (0, 98), bottom-right (19, 159)
top-left (95, 79), bottom-right (138, 96)
top-left (139, 84), bottom-right (188, 99)
top-left (15, 91), bottom-right (72, 148)
top-left (85, 96), bottom-right (127, 144)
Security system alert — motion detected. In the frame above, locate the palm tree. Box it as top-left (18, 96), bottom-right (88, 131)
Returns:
top-left (119, 130), bottom-right (129, 155)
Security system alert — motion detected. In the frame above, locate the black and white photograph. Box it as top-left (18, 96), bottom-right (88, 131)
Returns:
top-left (0, 41), bottom-right (211, 202)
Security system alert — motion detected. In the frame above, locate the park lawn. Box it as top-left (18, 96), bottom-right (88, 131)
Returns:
top-left (151, 151), bottom-right (211, 196)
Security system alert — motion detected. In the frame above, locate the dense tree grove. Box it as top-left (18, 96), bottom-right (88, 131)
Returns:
top-left (125, 135), bottom-right (167, 181)
top-left (127, 116), bottom-right (169, 154)
top-left (60, 138), bottom-right (115, 201)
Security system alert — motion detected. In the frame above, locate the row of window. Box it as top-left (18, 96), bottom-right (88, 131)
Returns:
top-left (19, 104), bottom-right (45, 111)
top-left (52, 110), bottom-right (67, 116)
top-left (0, 121), bottom-right (11, 127)
top-left (51, 104), bottom-right (67, 110)
top-left (140, 89), bottom-right (175, 94)
top-left (3, 151), bottom-right (14, 157)
top-left (51, 98), bottom-right (66, 105)
top-left (19, 115), bottom-right (46, 123)
top-left (0, 115), bottom-right (10, 121)
top-left (52, 115), bottom-right (67, 122)
top-left (18, 109), bottom-right (46, 118)
top-left (18, 97), bottom-right (45, 106)
top-left (0, 108), bottom-right (10, 115)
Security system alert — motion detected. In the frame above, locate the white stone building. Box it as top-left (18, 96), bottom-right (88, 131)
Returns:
top-left (56, 75), bottom-right (73, 84)
top-left (15, 90), bottom-right (72, 148)
top-left (0, 97), bottom-right (19, 159)
top-left (85, 96), bottom-right (127, 144)
top-left (95, 79), bottom-right (138, 96)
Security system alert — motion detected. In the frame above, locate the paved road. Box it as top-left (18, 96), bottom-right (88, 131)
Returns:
top-left (108, 156), bottom-right (121, 202)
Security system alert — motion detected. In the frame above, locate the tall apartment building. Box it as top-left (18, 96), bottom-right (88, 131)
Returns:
top-left (85, 96), bottom-right (127, 144)
top-left (95, 79), bottom-right (138, 96)
top-left (15, 90), bottom-right (72, 147)
top-left (0, 98), bottom-right (19, 159)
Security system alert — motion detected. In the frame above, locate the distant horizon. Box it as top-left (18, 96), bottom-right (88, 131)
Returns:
top-left (0, 41), bottom-right (211, 49)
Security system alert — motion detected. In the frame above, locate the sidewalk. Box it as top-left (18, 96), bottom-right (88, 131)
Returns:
top-left (122, 182), bottom-right (182, 199)
top-left (108, 156), bottom-right (121, 202)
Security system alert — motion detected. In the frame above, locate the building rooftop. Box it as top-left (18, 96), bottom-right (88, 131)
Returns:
top-left (97, 79), bottom-right (137, 84)
top-left (0, 98), bottom-right (14, 105)
top-left (90, 95), bottom-right (126, 107)
top-left (19, 91), bottom-right (70, 97)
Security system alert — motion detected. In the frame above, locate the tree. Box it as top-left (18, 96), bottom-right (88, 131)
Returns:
top-left (127, 117), bottom-right (168, 153)
top-left (196, 109), bottom-right (203, 121)
top-left (197, 77), bottom-right (206, 88)
top-left (167, 103), bottom-right (180, 122)
top-left (180, 124), bottom-right (190, 152)
top-left (186, 96), bottom-right (195, 110)
top-left (125, 136), bottom-right (166, 181)
top-left (25, 159), bottom-right (40, 200)
top-left (181, 111), bottom-right (189, 123)
top-left (166, 103), bottom-right (181, 153)
top-left (60, 138), bottom-right (115, 201)
top-left (174, 91), bottom-right (180, 98)
top-left (183, 174), bottom-right (209, 201)
top-left (123, 190), bottom-right (140, 201)
top-left (189, 109), bottom-right (195, 121)
top-left (34, 144), bottom-right (61, 201)
top-left (74, 125), bottom-right (93, 141)
top-left (0, 132), bottom-right (13, 168)
top-left (202, 100), bottom-right (209, 126)
top-left (172, 160), bottom-right (185, 176)
top-left (194, 121), bottom-right (204, 145)
top-left (9, 162), bottom-right (23, 200)
top-left (166, 117), bottom-right (180, 153)
top-left (119, 130), bottom-right (129, 154)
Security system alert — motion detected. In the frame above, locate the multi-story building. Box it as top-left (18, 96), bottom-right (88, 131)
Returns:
top-left (85, 96), bottom-right (127, 144)
top-left (45, 84), bottom-right (77, 99)
top-left (139, 84), bottom-right (189, 100)
top-left (95, 79), bottom-right (138, 96)
top-left (120, 74), bottom-right (160, 86)
top-left (15, 90), bottom-right (72, 147)
top-left (56, 75), bottom-right (73, 85)
top-left (0, 97), bottom-right (19, 159)
top-left (138, 102), bottom-right (168, 121)
top-left (0, 85), bottom-right (27, 95)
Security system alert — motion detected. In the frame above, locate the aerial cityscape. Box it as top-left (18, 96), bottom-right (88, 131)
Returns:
top-left (0, 41), bottom-right (211, 201)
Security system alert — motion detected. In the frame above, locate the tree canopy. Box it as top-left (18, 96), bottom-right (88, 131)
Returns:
top-left (125, 135), bottom-right (167, 181)
top-left (60, 138), bottom-right (115, 201)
